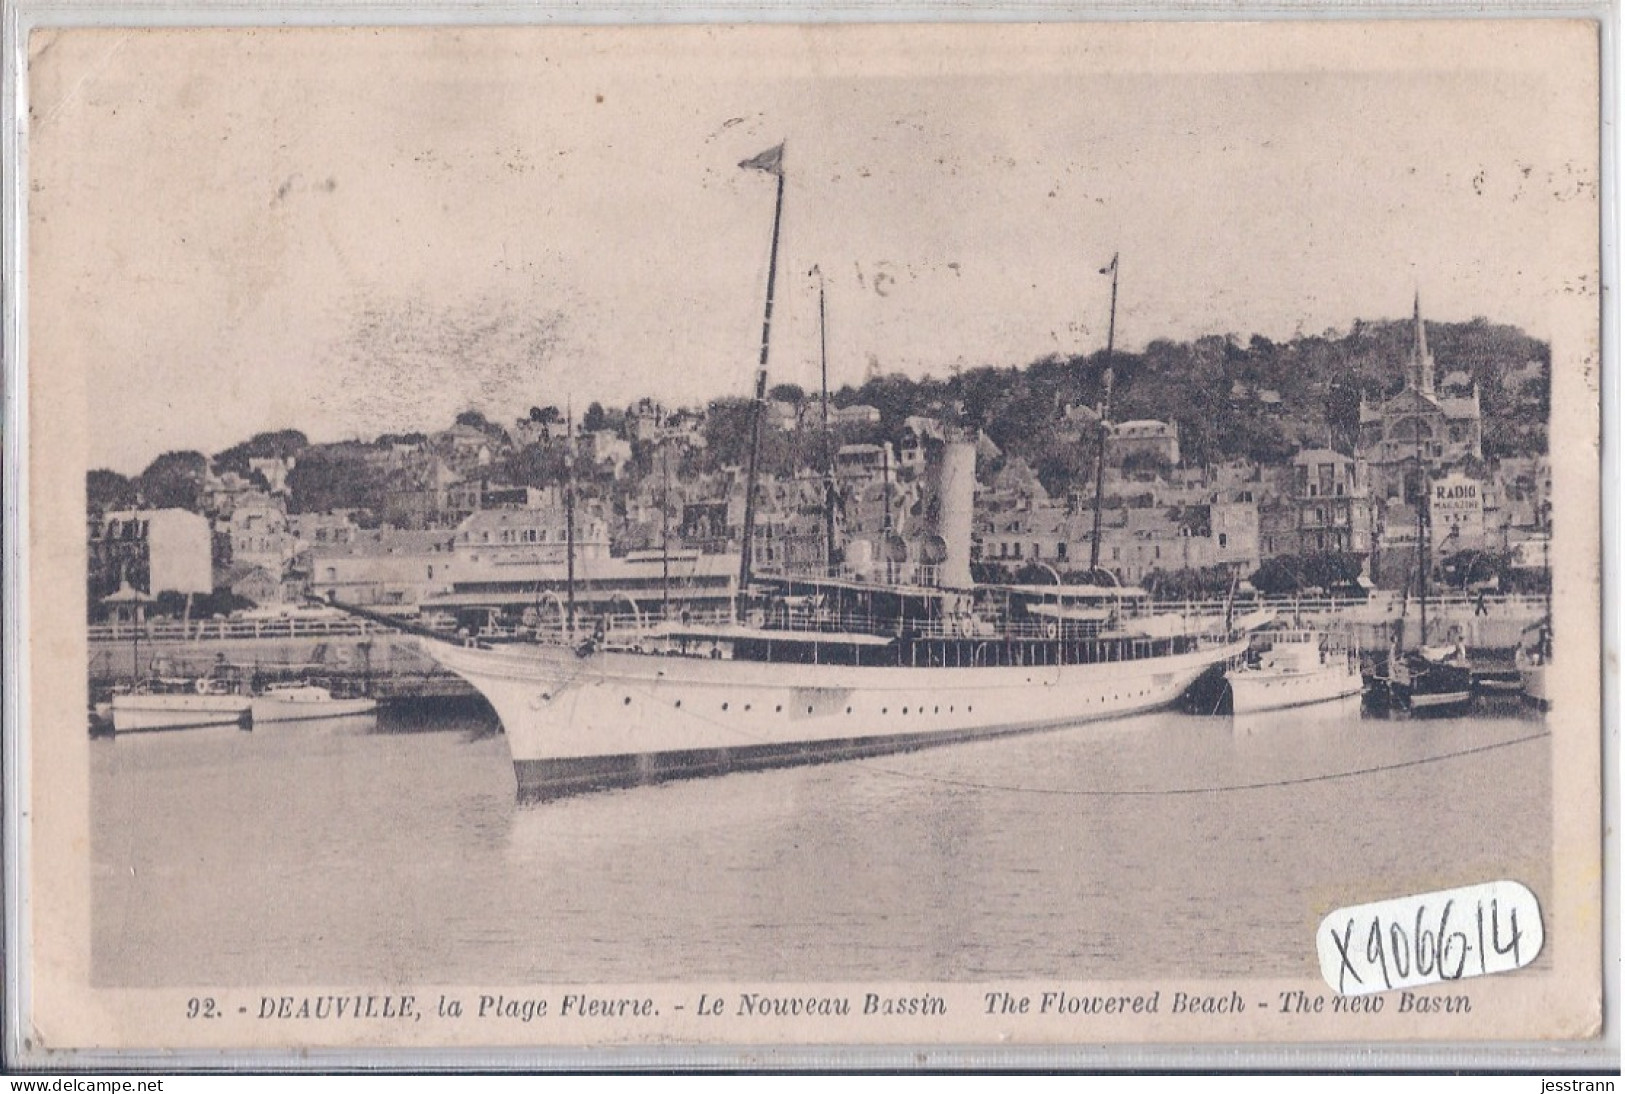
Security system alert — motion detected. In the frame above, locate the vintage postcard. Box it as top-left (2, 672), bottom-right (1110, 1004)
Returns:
top-left (12, 19), bottom-right (1604, 1061)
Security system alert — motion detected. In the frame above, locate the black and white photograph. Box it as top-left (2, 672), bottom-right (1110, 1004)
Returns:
top-left (13, 19), bottom-right (1604, 1056)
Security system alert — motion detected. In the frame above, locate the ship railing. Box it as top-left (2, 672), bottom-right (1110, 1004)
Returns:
top-left (89, 616), bottom-right (392, 642)
top-left (1144, 592), bottom-right (1548, 620)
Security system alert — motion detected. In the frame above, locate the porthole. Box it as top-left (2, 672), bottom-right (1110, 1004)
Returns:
top-left (674, 700), bottom-right (682, 708)
top-left (882, 708), bottom-right (888, 714)
top-left (722, 702), bottom-right (729, 711)
top-left (846, 707), bottom-right (852, 714)
top-left (807, 706), bottom-right (814, 714)
top-left (623, 696), bottom-right (632, 705)
top-left (744, 704), bottom-right (751, 711)
top-left (775, 705), bottom-right (782, 712)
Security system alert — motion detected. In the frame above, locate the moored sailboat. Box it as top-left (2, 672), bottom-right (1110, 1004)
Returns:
top-left (1383, 459), bottom-right (1474, 716)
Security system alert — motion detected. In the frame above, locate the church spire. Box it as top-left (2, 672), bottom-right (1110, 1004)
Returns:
top-left (1411, 290), bottom-right (1435, 396)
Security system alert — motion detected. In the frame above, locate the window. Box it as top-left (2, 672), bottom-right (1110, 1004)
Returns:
top-left (1056, 542), bottom-right (1068, 561)
top-left (1218, 533), bottom-right (1228, 549)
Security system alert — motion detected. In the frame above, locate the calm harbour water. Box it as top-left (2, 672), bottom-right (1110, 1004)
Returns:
top-left (92, 700), bottom-right (1550, 986)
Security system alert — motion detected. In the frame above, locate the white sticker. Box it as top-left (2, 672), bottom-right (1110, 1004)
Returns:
top-left (1317, 881), bottom-right (1544, 996)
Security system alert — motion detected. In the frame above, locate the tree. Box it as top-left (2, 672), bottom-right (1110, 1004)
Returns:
top-left (1120, 449), bottom-right (1173, 477)
top-left (87, 469), bottom-right (136, 518)
top-left (1440, 549), bottom-right (1505, 590)
top-left (1299, 551), bottom-right (1363, 592)
top-left (1250, 557), bottom-right (1303, 596)
top-left (768, 383), bottom-right (807, 406)
top-left (494, 443), bottom-right (570, 490)
top-left (286, 448), bottom-right (391, 515)
top-left (528, 405), bottom-right (563, 424)
top-left (211, 429), bottom-right (309, 475)
top-left (137, 451), bottom-right (207, 511)
top-left (582, 402), bottom-right (608, 433)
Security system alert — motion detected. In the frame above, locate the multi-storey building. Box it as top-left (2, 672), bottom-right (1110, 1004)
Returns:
top-left (1358, 294), bottom-right (1484, 501)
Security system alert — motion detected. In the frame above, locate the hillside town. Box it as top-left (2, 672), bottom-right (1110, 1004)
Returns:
top-left (86, 299), bottom-right (1551, 631)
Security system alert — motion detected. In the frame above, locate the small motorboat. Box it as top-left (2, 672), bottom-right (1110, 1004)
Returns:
top-left (109, 662), bottom-right (254, 733)
top-left (1226, 629), bottom-right (1364, 714)
top-left (250, 680), bottom-right (378, 724)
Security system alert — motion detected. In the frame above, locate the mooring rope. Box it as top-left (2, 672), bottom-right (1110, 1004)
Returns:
top-left (855, 728), bottom-right (1551, 797)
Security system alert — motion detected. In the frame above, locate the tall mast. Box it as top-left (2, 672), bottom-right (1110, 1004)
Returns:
top-left (882, 445), bottom-right (892, 535)
top-left (1416, 429), bottom-right (1428, 645)
top-left (661, 439), bottom-right (671, 620)
top-left (816, 266), bottom-right (838, 577)
top-left (566, 399), bottom-right (576, 635)
top-left (737, 142), bottom-right (787, 595)
top-left (1089, 252), bottom-right (1119, 573)
top-left (1542, 498), bottom-right (1552, 624)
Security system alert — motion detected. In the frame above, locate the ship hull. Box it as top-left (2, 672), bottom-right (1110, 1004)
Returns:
top-left (110, 694), bottom-right (253, 733)
top-left (1518, 662), bottom-right (1550, 709)
top-left (426, 635), bottom-right (1247, 800)
top-left (251, 694), bottom-right (379, 724)
top-left (1389, 657), bottom-right (1475, 717)
top-left (1226, 664), bottom-right (1364, 714)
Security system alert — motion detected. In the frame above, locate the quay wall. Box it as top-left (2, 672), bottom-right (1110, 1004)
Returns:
top-left (88, 632), bottom-right (475, 698)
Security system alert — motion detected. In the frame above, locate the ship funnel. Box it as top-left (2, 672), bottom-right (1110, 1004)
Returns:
top-left (937, 440), bottom-right (976, 588)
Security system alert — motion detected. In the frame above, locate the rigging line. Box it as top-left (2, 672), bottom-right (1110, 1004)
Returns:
top-left (855, 728), bottom-right (1551, 798)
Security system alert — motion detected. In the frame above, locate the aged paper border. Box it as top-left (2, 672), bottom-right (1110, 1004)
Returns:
top-left (4, 11), bottom-right (1613, 1069)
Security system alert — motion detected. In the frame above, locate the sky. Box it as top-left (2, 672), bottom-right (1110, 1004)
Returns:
top-left (25, 22), bottom-right (1598, 474)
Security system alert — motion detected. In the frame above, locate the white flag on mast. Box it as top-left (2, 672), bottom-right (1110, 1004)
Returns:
top-left (738, 143), bottom-right (785, 176)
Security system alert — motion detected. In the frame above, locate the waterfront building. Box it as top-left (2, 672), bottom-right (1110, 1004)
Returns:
top-left (89, 508), bottom-right (214, 603)
top-left (422, 549), bottom-right (739, 630)
top-left (833, 403), bottom-right (881, 427)
top-left (432, 423), bottom-right (498, 471)
top-left (307, 529), bottom-right (456, 610)
top-left (835, 442), bottom-right (897, 484)
top-left (224, 495), bottom-right (296, 573)
top-left (1357, 293), bottom-right (1484, 501)
top-left (201, 468), bottom-right (265, 517)
top-left (1209, 490), bottom-right (1263, 574)
top-left (223, 562), bottom-right (284, 605)
top-left (1106, 419), bottom-right (1181, 469)
top-left (453, 505), bottom-right (611, 567)
top-left (1255, 449), bottom-right (1375, 568)
top-left (286, 511), bottom-right (360, 552)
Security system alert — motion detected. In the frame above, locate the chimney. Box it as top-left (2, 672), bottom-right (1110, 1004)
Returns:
top-left (937, 440), bottom-right (976, 588)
